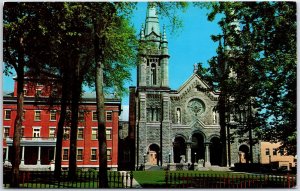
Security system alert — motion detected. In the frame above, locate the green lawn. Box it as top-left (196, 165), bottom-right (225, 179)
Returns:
top-left (133, 170), bottom-right (248, 187)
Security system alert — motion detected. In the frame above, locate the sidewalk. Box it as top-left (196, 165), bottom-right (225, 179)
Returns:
top-left (119, 171), bottom-right (142, 188)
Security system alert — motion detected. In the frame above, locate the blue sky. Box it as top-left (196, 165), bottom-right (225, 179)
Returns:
top-left (3, 2), bottom-right (222, 119)
top-left (121, 2), bottom-right (222, 105)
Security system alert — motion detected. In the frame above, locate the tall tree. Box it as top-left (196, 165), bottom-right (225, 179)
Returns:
top-left (3, 3), bottom-right (39, 187)
top-left (206, 2), bottom-right (296, 155)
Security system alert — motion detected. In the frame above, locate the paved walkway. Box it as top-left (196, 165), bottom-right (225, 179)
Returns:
top-left (119, 171), bottom-right (142, 188)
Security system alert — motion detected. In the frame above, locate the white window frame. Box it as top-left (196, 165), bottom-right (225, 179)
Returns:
top-left (107, 148), bottom-right (112, 161)
top-left (35, 89), bottom-right (42, 96)
top-left (4, 109), bottom-right (11, 120)
top-left (62, 148), bottom-right (69, 161)
top-left (32, 126), bottom-right (41, 138)
top-left (106, 111), bottom-right (112, 121)
top-left (92, 111), bottom-right (97, 121)
top-left (90, 148), bottom-right (98, 161)
top-left (34, 110), bottom-right (41, 121)
top-left (50, 110), bottom-right (56, 121)
top-left (63, 127), bottom-right (70, 140)
top-left (3, 126), bottom-right (10, 138)
top-left (77, 148), bottom-right (84, 161)
top-left (49, 127), bottom-right (56, 138)
top-left (77, 127), bottom-right (84, 140)
top-left (91, 128), bottom-right (98, 140)
top-left (106, 128), bottom-right (112, 140)
top-left (78, 111), bottom-right (85, 121)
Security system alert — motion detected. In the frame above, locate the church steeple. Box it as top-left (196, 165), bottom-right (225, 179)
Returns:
top-left (145, 3), bottom-right (160, 36)
top-left (137, 3), bottom-right (170, 89)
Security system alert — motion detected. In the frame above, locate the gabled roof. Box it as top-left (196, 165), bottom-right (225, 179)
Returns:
top-left (170, 73), bottom-right (219, 100)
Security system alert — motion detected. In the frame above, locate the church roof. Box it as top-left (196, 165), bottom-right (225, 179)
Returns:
top-left (170, 73), bottom-right (219, 100)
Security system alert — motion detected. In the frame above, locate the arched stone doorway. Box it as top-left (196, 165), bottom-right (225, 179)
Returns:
top-left (210, 137), bottom-right (222, 166)
top-left (173, 136), bottom-right (186, 163)
top-left (239, 145), bottom-right (250, 163)
top-left (191, 133), bottom-right (205, 163)
top-left (148, 144), bottom-right (160, 166)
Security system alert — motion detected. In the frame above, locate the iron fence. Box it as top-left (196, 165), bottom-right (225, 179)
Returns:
top-left (3, 170), bottom-right (133, 188)
top-left (165, 171), bottom-right (297, 188)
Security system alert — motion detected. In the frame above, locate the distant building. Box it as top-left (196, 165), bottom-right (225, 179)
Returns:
top-left (128, 3), bottom-right (260, 170)
top-left (260, 141), bottom-right (296, 170)
top-left (3, 77), bottom-right (121, 171)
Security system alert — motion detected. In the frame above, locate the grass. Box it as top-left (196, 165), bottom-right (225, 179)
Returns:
top-left (132, 170), bottom-right (268, 187)
top-left (133, 171), bottom-right (166, 187)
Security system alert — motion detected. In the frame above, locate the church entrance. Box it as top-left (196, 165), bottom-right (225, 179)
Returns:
top-left (148, 144), bottom-right (160, 166)
top-left (239, 145), bottom-right (250, 163)
top-left (173, 136), bottom-right (186, 163)
top-left (209, 137), bottom-right (222, 165)
top-left (191, 133), bottom-right (205, 163)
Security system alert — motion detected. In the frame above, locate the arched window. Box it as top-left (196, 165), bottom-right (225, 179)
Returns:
top-left (176, 108), bottom-right (181, 124)
top-left (212, 107), bottom-right (217, 124)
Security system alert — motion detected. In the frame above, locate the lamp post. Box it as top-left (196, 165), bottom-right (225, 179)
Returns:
top-left (194, 152), bottom-right (197, 163)
top-left (168, 152), bottom-right (171, 164)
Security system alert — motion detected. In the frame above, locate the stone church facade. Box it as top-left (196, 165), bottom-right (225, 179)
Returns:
top-left (128, 3), bottom-right (260, 169)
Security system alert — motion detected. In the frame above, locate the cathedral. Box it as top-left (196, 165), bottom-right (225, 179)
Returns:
top-left (128, 3), bottom-right (260, 170)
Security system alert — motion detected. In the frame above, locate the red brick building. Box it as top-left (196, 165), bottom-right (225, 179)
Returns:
top-left (3, 78), bottom-right (120, 171)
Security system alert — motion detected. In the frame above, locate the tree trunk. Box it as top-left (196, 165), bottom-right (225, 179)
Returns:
top-left (68, 58), bottom-right (82, 180)
top-left (96, 63), bottom-right (108, 188)
top-left (11, 37), bottom-right (25, 188)
top-left (93, 19), bottom-right (108, 188)
top-left (54, 77), bottom-right (69, 178)
top-left (219, 93), bottom-right (227, 167)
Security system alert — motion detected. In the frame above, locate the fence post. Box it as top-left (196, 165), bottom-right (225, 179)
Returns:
top-left (130, 171), bottom-right (133, 188)
top-left (165, 170), bottom-right (169, 188)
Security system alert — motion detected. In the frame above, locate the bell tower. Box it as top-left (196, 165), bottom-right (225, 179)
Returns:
top-left (137, 3), bottom-right (170, 89)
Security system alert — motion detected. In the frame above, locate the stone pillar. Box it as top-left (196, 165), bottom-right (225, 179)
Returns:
top-left (20, 146), bottom-right (25, 165)
top-left (171, 149), bottom-right (174, 163)
top-left (5, 147), bottom-right (9, 162)
top-left (37, 146), bottom-right (41, 165)
top-left (162, 93), bottom-right (172, 166)
top-left (4, 147), bottom-right (11, 167)
top-left (186, 141), bottom-right (192, 163)
top-left (204, 143), bottom-right (211, 167)
top-left (53, 147), bottom-right (56, 162)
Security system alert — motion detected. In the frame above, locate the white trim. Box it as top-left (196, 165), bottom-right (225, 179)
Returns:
top-left (62, 147), bottom-right (69, 161)
top-left (49, 110), bottom-right (57, 121)
top-left (90, 148), bottom-right (98, 161)
top-left (34, 110), bottom-right (42, 121)
top-left (77, 127), bottom-right (84, 140)
top-left (77, 148), bottom-right (84, 161)
top-left (49, 126), bottom-right (56, 137)
top-left (106, 111), bottom-right (113, 121)
top-left (107, 147), bottom-right (112, 161)
top-left (4, 109), bottom-right (11, 120)
top-left (92, 111), bottom-right (97, 121)
top-left (91, 127), bottom-right (98, 140)
top-left (32, 126), bottom-right (41, 138)
top-left (3, 126), bottom-right (10, 138)
top-left (106, 128), bottom-right (112, 140)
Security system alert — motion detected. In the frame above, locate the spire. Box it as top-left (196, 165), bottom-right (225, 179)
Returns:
top-left (144, 2), bottom-right (160, 36)
top-left (162, 25), bottom-right (167, 42)
top-left (140, 24), bottom-right (145, 40)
